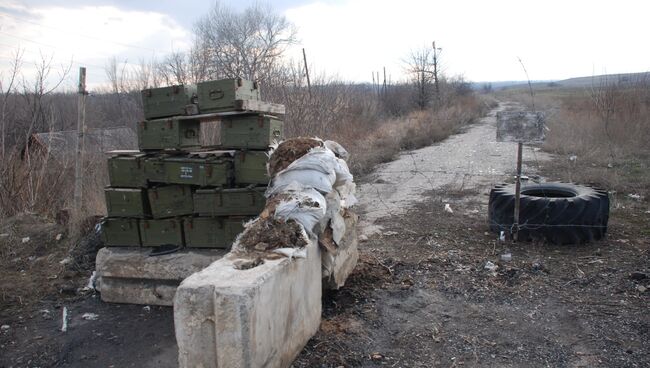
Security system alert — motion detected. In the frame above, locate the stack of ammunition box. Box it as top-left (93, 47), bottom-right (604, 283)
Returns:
top-left (101, 78), bottom-right (285, 249)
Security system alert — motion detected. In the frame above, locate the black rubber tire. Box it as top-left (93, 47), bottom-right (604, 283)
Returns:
top-left (488, 182), bottom-right (609, 244)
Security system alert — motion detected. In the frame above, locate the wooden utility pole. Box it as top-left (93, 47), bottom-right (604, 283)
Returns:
top-left (432, 41), bottom-right (440, 99)
top-left (73, 67), bottom-right (87, 214)
top-left (513, 141), bottom-right (523, 241)
top-left (302, 48), bottom-right (312, 98)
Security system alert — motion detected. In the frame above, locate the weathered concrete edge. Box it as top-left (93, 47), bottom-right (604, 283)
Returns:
top-left (174, 240), bottom-right (322, 368)
top-left (96, 247), bottom-right (228, 280)
top-left (98, 277), bottom-right (179, 306)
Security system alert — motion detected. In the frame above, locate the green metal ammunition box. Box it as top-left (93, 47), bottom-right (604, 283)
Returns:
top-left (138, 118), bottom-right (201, 151)
top-left (148, 185), bottom-right (194, 219)
top-left (143, 156), bottom-right (166, 183)
top-left (183, 216), bottom-right (251, 249)
top-left (196, 78), bottom-right (260, 113)
top-left (139, 218), bottom-right (184, 247)
top-left (193, 187), bottom-right (266, 216)
top-left (101, 218), bottom-right (141, 247)
top-left (225, 216), bottom-right (251, 243)
top-left (141, 84), bottom-right (197, 120)
top-left (234, 150), bottom-right (269, 185)
top-left (107, 151), bottom-right (148, 188)
top-left (105, 188), bottom-right (150, 218)
top-left (220, 115), bottom-right (284, 149)
top-left (183, 217), bottom-right (228, 248)
top-left (147, 151), bottom-right (233, 186)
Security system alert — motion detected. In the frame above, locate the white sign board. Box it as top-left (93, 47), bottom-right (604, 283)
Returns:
top-left (496, 111), bottom-right (546, 143)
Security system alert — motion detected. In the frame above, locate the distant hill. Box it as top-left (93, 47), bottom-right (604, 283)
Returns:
top-left (555, 72), bottom-right (649, 88)
top-left (484, 72), bottom-right (649, 91)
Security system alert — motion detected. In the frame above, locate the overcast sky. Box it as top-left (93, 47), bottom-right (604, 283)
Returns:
top-left (1, 0), bottom-right (648, 89)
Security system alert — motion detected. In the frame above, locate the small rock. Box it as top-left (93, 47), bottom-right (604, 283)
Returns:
top-left (55, 233), bottom-right (63, 241)
top-left (370, 352), bottom-right (383, 361)
top-left (500, 253), bottom-right (512, 262)
top-left (484, 261), bottom-right (498, 271)
top-left (359, 234), bottom-right (369, 242)
top-left (143, 306), bottom-right (151, 312)
top-left (0, 325), bottom-right (9, 332)
top-left (21, 237), bottom-right (30, 243)
top-left (82, 313), bottom-right (99, 321)
top-left (637, 285), bottom-right (647, 293)
top-left (629, 272), bottom-right (647, 280)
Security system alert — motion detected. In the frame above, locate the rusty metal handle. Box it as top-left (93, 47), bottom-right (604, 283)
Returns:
top-left (209, 89), bottom-right (224, 100)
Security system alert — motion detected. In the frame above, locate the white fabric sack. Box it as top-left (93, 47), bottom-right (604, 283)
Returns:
top-left (273, 186), bottom-right (327, 237)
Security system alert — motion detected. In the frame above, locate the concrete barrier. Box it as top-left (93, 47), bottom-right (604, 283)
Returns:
top-left (96, 247), bottom-right (228, 306)
top-left (174, 240), bottom-right (322, 368)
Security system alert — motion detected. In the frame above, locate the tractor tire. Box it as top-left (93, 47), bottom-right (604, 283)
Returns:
top-left (488, 182), bottom-right (609, 244)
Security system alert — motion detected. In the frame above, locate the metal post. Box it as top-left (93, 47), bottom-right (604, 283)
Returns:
top-left (73, 67), bottom-right (87, 214)
top-left (513, 141), bottom-right (523, 241)
top-left (302, 48), bottom-right (311, 98)
top-left (432, 41), bottom-right (440, 100)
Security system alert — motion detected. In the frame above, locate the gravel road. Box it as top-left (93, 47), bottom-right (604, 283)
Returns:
top-left (357, 102), bottom-right (550, 236)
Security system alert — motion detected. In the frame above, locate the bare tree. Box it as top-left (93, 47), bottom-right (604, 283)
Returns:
top-left (405, 47), bottom-right (436, 109)
top-left (194, 1), bottom-right (297, 82)
top-left (0, 49), bottom-right (23, 157)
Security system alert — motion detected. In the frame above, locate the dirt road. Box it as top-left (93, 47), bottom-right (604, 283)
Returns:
top-left (357, 101), bottom-right (549, 236)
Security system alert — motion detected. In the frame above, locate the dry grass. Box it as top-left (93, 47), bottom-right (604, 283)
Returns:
top-left (497, 80), bottom-right (650, 199)
top-left (331, 95), bottom-right (495, 175)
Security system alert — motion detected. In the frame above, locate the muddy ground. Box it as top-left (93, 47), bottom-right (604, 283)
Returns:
top-left (1, 102), bottom-right (648, 367)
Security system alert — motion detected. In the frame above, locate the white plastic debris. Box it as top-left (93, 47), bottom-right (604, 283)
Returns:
top-left (55, 233), bottom-right (63, 241)
top-left (484, 261), bottom-right (498, 271)
top-left (85, 271), bottom-right (97, 291)
top-left (143, 306), bottom-right (151, 312)
top-left (0, 325), bottom-right (9, 332)
top-left (569, 155), bottom-right (577, 162)
top-left (444, 204), bottom-right (453, 213)
top-left (59, 257), bottom-right (72, 265)
top-left (628, 194), bottom-right (642, 200)
top-left (61, 307), bottom-right (68, 332)
top-left (500, 253), bottom-right (512, 262)
top-left (21, 237), bottom-right (30, 244)
top-left (499, 231), bottom-right (506, 242)
top-left (82, 313), bottom-right (99, 321)
top-left (0, 233), bottom-right (9, 238)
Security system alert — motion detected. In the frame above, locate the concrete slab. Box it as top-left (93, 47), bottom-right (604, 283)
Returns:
top-left (96, 247), bottom-right (227, 305)
top-left (96, 247), bottom-right (229, 280)
top-left (322, 212), bottom-right (359, 290)
top-left (174, 240), bottom-right (321, 368)
top-left (98, 277), bottom-right (179, 306)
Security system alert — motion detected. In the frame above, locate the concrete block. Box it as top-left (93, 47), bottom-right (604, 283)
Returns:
top-left (98, 277), bottom-right (179, 306)
top-left (174, 240), bottom-right (321, 368)
top-left (322, 213), bottom-right (359, 290)
top-left (96, 247), bottom-right (228, 280)
top-left (96, 247), bottom-right (227, 305)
